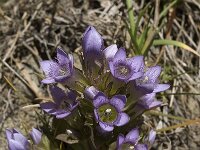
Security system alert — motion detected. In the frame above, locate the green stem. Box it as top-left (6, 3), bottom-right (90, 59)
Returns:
top-left (126, 0), bottom-right (140, 55)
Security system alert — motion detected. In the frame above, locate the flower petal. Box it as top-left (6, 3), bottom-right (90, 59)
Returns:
top-left (41, 78), bottom-right (55, 84)
top-left (8, 139), bottom-right (27, 150)
top-left (55, 109), bottom-right (71, 119)
top-left (138, 93), bottom-right (156, 109)
top-left (127, 56), bottom-right (144, 72)
top-left (84, 86), bottom-right (99, 100)
top-left (13, 133), bottom-right (29, 149)
top-left (148, 129), bottom-right (156, 145)
top-left (55, 75), bottom-right (70, 83)
top-left (110, 95), bottom-right (126, 111)
top-left (128, 72), bottom-right (143, 82)
top-left (50, 86), bottom-right (67, 105)
top-left (144, 66), bottom-right (161, 83)
top-left (113, 47), bottom-right (126, 62)
top-left (153, 84), bottom-right (170, 93)
top-left (94, 109), bottom-right (99, 121)
top-left (148, 100), bottom-right (162, 109)
top-left (30, 128), bottom-right (42, 145)
top-left (57, 47), bottom-right (69, 65)
top-left (5, 129), bottom-right (12, 141)
top-left (116, 134), bottom-right (125, 150)
top-left (40, 60), bottom-right (59, 77)
top-left (40, 102), bottom-right (57, 113)
top-left (108, 61), bottom-right (115, 75)
top-left (125, 128), bottom-right (139, 144)
top-left (99, 122), bottom-right (114, 132)
top-left (93, 92), bottom-right (108, 108)
top-left (135, 144), bottom-right (148, 150)
top-left (82, 26), bottom-right (104, 61)
top-left (115, 113), bottom-right (130, 127)
top-left (103, 44), bottom-right (118, 61)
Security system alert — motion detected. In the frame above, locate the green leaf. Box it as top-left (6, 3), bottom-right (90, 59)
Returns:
top-left (56, 134), bottom-right (79, 144)
top-left (153, 39), bottom-right (200, 57)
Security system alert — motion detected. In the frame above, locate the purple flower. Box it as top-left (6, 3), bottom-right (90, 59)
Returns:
top-left (40, 47), bottom-right (73, 84)
top-left (82, 26), bottom-right (104, 66)
top-left (29, 128), bottom-right (42, 145)
top-left (6, 129), bottom-right (30, 150)
top-left (148, 129), bottom-right (156, 145)
top-left (84, 86), bottom-right (99, 100)
top-left (108, 48), bottom-right (144, 83)
top-left (40, 86), bottom-right (78, 119)
top-left (117, 128), bottom-right (148, 150)
top-left (93, 92), bottom-right (130, 132)
top-left (135, 66), bottom-right (170, 94)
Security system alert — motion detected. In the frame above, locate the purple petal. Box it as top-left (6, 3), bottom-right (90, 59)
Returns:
top-left (116, 134), bottom-right (125, 150)
top-left (110, 95), bottom-right (126, 111)
top-left (153, 84), bottom-right (170, 93)
top-left (13, 133), bottom-right (29, 149)
top-left (145, 66), bottom-right (161, 83)
top-left (5, 129), bottom-right (12, 141)
top-left (41, 78), bottom-right (55, 84)
top-left (127, 56), bottom-right (144, 72)
top-left (40, 102), bottom-right (57, 113)
top-left (148, 100), bottom-right (162, 109)
top-left (99, 122), bottom-right (114, 132)
top-left (94, 109), bottom-right (99, 121)
top-left (138, 93), bottom-right (156, 109)
top-left (93, 92), bottom-right (108, 108)
top-left (113, 47), bottom-right (126, 62)
top-left (82, 26), bottom-right (104, 60)
top-left (40, 60), bottom-right (59, 77)
top-left (137, 83), bottom-right (155, 94)
top-left (128, 72), bottom-right (143, 81)
top-left (115, 113), bottom-right (130, 127)
top-left (70, 102), bottom-right (79, 111)
top-left (135, 144), bottom-right (148, 150)
top-left (84, 86), bottom-right (99, 100)
top-left (56, 112), bottom-right (71, 119)
top-left (68, 54), bottom-right (74, 70)
top-left (55, 75), bottom-right (70, 83)
top-left (108, 61), bottom-right (115, 75)
top-left (30, 128), bottom-right (42, 145)
top-left (8, 139), bottom-right (27, 150)
top-left (125, 128), bottom-right (139, 144)
top-left (57, 47), bottom-right (69, 65)
top-left (50, 86), bottom-right (67, 105)
top-left (148, 130), bottom-right (156, 145)
top-left (103, 44), bottom-right (118, 61)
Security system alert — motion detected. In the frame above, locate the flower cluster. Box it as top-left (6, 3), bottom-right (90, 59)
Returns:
top-left (6, 128), bottom-right (42, 150)
top-left (6, 26), bottom-right (169, 150)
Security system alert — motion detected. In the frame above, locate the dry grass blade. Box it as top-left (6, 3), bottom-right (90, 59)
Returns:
top-left (156, 119), bottom-right (200, 132)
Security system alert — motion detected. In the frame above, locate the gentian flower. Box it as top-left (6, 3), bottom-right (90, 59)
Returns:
top-left (108, 47), bottom-right (144, 83)
top-left (148, 129), bottom-right (156, 145)
top-left (84, 86), bottom-right (99, 99)
top-left (117, 128), bottom-right (152, 150)
top-left (29, 128), bottom-right (42, 145)
top-left (6, 128), bottom-right (30, 150)
top-left (82, 26), bottom-right (104, 67)
top-left (40, 47), bottom-right (73, 84)
top-left (40, 86), bottom-right (78, 119)
top-left (135, 66), bottom-right (170, 94)
top-left (93, 92), bottom-right (130, 132)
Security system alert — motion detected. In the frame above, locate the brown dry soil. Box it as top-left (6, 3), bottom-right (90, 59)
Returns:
top-left (0, 0), bottom-right (200, 149)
